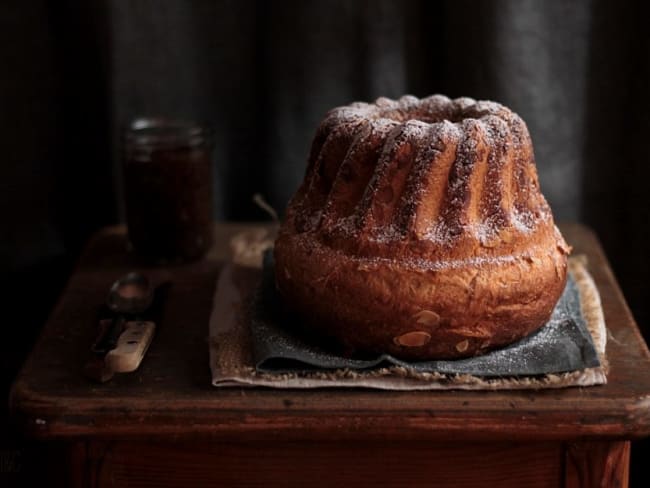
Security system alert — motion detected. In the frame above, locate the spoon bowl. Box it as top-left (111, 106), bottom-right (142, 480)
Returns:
top-left (107, 272), bottom-right (153, 315)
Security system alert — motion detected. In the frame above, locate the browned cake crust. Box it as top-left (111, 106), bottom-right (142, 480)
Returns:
top-left (274, 95), bottom-right (570, 360)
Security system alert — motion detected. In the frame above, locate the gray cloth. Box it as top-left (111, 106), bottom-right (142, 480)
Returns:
top-left (250, 255), bottom-right (600, 377)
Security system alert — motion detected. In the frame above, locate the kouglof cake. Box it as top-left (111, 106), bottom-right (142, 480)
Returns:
top-left (274, 94), bottom-right (570, 360)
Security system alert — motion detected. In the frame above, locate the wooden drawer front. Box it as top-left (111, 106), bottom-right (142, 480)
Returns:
top-left (81, 441), bottom-right (563, 488)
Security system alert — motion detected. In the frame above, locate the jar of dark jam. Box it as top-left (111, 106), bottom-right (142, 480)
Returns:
top-left (124, 118), bottom-right (213, 263)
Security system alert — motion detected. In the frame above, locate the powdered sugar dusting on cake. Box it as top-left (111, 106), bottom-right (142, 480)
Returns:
top-left (291, 94), bottom-right (555, 262)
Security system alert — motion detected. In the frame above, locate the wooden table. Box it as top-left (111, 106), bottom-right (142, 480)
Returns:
top-left (10, 223), bottom-right (650, 488)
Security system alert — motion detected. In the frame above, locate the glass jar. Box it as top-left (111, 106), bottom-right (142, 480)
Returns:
top-left (123, 118), bottom-right (214, 263)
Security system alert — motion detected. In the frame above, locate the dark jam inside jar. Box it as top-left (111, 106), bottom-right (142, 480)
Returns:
top-left (124, 118), bottom-right (213, 263)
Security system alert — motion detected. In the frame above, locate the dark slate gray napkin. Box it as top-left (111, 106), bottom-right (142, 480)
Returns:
top-left (250, 253), bottom-right (600, 378)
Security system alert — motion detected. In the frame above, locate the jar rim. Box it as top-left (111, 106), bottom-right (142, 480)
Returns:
top-left (125, 117), bottom-right (212, 148)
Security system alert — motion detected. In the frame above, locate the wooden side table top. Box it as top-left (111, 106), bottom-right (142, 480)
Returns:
top-left (10, 223), bottom-right (650, 442)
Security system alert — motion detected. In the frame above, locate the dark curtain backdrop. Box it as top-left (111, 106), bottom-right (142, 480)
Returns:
top-left (5, 0), bottom-right (647, 322)
top-left (1, 0), bottom-right (650, 482)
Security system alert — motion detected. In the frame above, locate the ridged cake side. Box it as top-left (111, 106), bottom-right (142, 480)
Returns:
top-left (286, 94), bottom-right (563, 264)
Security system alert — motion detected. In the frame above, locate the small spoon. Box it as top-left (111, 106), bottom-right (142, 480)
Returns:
top-left (92, 272), bottom-right (153, 354)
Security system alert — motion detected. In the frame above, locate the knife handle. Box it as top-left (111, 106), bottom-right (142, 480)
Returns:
top-left (105, 320), bottom-right (155, 373)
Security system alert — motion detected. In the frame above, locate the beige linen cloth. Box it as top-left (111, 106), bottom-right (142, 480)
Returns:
top-left (209, 228), bottom-right (607, 390)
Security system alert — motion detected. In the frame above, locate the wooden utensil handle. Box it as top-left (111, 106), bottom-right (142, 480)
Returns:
top-left (105, 321), bottom-right (155, 373)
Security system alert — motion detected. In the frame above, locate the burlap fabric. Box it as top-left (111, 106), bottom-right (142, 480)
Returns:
top-left (210, 229), bottom-right (607, 390)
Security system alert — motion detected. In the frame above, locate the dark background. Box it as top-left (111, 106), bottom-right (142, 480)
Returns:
top-left (1, 0), bottom-right (649, 485)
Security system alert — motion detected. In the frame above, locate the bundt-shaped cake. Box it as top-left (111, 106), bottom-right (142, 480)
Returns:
top-left (274, 94), bottom-right (570, 360)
